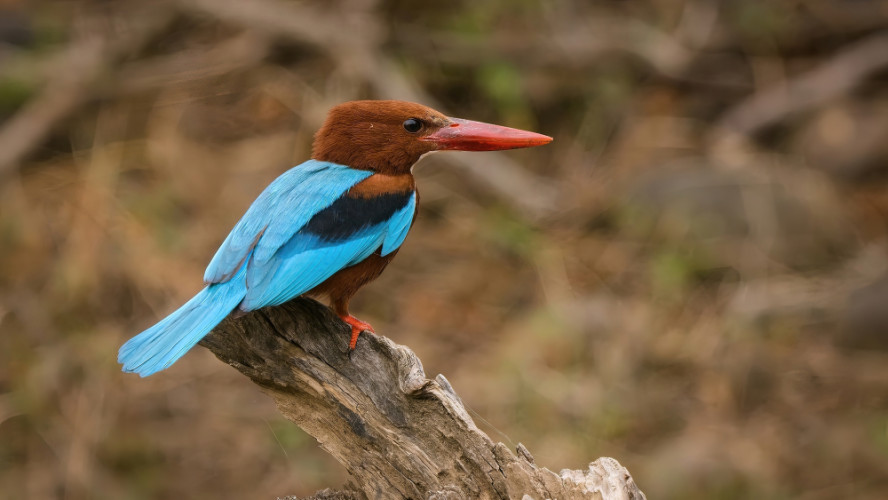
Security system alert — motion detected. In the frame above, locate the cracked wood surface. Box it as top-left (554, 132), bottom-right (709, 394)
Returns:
top-left (199, 298), bottom-right (646, 500)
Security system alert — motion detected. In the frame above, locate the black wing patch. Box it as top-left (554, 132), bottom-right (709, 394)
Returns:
top-left (303, 191), bottom-right (414, 241)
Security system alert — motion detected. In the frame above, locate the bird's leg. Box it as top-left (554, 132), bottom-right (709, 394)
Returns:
top-left (332, 298), bottom-right (375, 350)
top-left (341, 316), bottom-right (375, 350)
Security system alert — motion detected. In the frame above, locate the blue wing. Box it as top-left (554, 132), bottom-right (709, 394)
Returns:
top-left (119, 161), bottom-right (415, 376)
top-left (204, 160), bottom-right (374, 284)
top-left (239, 192), bottom-right (416, 310)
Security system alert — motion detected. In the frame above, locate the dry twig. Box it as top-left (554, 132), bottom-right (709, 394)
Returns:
top-left (201, 298), bottom-right (646, 500)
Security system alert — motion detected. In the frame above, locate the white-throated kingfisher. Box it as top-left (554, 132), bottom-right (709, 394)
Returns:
top-left (118, 100), bottom-right (552, 376)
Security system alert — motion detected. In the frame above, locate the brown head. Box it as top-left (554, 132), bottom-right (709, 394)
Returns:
top-left (312, 100), bottom-right (552, 174)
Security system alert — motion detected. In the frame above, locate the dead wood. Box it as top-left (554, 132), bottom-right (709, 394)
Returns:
top-left (199, 297), bottom-right (646, 500)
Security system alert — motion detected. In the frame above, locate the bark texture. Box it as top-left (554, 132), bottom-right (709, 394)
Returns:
top-left (200, 298), bottom-right (646, 500)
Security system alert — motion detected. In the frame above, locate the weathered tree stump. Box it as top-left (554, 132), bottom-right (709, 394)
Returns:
top-left (199, 298), bottom-right (646, 500)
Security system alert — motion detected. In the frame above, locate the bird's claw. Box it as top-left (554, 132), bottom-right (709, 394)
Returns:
top-left (339, 315), bottom-right (375, 350)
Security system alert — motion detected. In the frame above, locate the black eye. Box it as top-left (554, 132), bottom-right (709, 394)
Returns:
top-left (403, 118), bottom-right (422, 133)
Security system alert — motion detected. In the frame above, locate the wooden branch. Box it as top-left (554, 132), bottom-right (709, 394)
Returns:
top-left (199, 298), bottom-right (646, 500)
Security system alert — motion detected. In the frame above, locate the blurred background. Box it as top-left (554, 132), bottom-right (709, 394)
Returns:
top-left (2, 0), bottom-right (888, 498)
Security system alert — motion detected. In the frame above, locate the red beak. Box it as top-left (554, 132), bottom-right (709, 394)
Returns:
top-left (421, 118), bottom-right (552, 151)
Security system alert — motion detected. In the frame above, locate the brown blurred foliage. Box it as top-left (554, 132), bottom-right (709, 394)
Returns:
top-left (2, 0), bottom-right (888, 498)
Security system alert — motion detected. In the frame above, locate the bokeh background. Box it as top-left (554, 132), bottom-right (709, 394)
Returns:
top-left (2, 0), bottom-right (888, 498)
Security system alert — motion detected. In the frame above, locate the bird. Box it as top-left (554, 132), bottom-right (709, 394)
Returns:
top-left (118, 100), bottom-right (552, 376)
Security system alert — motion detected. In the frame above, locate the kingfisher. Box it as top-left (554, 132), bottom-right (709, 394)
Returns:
top-left (118, 100), bottom-right (552, 376)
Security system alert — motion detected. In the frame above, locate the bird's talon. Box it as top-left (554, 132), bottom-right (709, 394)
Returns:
top-left (339, 315), bottom-right (375, 350)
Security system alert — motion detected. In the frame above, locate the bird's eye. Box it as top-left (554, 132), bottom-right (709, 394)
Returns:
top-left (403, 118), bottom-right (422, 133)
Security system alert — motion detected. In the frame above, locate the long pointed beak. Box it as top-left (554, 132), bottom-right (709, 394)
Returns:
top-left (421, 118), bottom-right (552, 151)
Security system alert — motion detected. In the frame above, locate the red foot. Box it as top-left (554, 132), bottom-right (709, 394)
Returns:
top-left (339, 315), bottom-right (375, 350)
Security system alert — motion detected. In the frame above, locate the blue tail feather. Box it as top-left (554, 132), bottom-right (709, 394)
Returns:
top-left (119, 266), bottom-right (247, 377)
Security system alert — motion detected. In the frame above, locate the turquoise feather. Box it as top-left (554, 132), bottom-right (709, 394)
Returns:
top-left (119, 160), bottom-right (415, 376)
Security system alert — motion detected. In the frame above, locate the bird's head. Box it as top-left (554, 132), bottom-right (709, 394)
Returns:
top-left (312, 100), bottom-right (552, 174)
